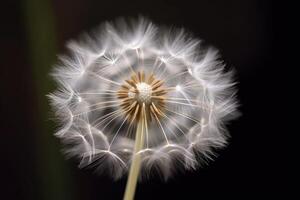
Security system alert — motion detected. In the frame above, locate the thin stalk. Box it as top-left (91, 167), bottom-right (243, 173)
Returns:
top-left (123, 114), bottom-right (145, 200)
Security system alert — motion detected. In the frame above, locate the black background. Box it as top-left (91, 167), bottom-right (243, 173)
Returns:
top-left (1, 0), bottom-right (276, 199)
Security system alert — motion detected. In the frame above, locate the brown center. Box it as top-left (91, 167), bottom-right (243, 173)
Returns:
top-left (117, 71), bottom-right (167, 125)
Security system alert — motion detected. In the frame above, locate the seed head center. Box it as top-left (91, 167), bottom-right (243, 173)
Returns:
top-left (133, 82), bottom-right (152, 103)
top-left (117, 71), bottom-right (167, 124)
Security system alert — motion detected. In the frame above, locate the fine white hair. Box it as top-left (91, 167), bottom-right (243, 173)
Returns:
top-left (48, 17), bottom-right (239, 180)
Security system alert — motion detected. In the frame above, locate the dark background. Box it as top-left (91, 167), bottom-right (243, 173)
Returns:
top-left (1, 0), bottom-right (275, 199)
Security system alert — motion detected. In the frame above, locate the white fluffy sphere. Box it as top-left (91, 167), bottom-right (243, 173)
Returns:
top-left (48, 17), bottom-right (239, 180)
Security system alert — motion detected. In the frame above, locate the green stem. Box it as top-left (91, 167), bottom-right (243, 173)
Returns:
top-left (22, 0), bottom-right (71, 199)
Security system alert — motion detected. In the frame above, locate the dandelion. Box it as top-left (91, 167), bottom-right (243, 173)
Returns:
top-left (48, 17), bottom-right (239, 200)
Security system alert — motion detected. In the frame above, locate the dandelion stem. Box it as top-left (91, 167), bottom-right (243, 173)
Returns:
top-left (123, 112), bottom-right (145, 200)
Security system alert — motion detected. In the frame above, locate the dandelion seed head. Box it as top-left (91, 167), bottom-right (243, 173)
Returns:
top-left (48, 17), bottom-right (239, 180)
